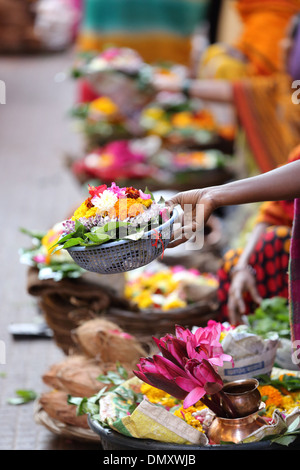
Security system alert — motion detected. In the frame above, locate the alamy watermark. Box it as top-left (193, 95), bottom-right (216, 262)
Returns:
top-left (0, 340), bottom-right (6, 364)
top-left (291, 341), bottom-right (300, 365)
top-left (292, 80), bottom-right (300, 104)
top-left (0, 80), bottom-right (6, 104)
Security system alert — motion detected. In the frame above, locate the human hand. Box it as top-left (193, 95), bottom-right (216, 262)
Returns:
top-left (166, 189), bottom-right (216, 248)
top-left (227, 267), bottom-right (262, 325)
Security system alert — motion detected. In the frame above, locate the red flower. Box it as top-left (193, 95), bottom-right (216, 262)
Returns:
top-left (125, 187), bottom-right (140, 199)
top-left (88, 184), bottom-right (107, 198)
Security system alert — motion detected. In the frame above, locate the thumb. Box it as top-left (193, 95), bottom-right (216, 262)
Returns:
top-left (165, 193), bottom-right (183, 209)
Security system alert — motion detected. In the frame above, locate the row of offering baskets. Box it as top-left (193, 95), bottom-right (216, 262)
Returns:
top-left (20, 219), bottom-right (222, 352)
top-left (67, 46), bottom-right (237, 193)
top-left (34, 316), bottom-right (300, 449)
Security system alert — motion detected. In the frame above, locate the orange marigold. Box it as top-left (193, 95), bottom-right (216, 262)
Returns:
top-left (259, 385), bottom-right (283, 408)
top-left (108, 197), bottom-right (147, 220)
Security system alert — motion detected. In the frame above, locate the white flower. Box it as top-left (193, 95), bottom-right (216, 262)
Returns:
top-left (92, 190), bottom-right (118, 215)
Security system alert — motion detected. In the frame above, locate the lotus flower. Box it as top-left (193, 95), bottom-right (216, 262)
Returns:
top-left (176, 358), bottom-right (223, 409)
top-left (134, 323), bottom-right (238, 417)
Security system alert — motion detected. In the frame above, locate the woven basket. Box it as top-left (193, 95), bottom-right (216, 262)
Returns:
top-left (67, 210), bottom-right (178, 275)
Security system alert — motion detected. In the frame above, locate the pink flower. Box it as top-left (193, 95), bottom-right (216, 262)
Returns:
top-left (176, 324), bottom-right (234, 368)
top-left (134, 356), bottom-right (187, 400)
top-left (176, 359), bottom-right (223, 409)
top-left (101, 47), bottom-right (120, 61)
top-left (109, 182), bottom-right (126, 198)
top-left (134, 323), bottom-right (237, 415)
top-left (109, 329), bottom-right (134, 340)
top-left (139, 189), bottom-right (151, 200)
top-left (33, 254), bottom-right (47, 264)
top-left (159, 207), bottom-right (170, 223)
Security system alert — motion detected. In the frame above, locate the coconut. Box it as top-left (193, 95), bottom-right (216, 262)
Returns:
top-left (72, 318), bottom-right (146, 364)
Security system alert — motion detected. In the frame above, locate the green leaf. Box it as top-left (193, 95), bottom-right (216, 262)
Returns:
top-left (7, 389), bottom-right (38, 405)
top-left (85, 232), bottom-right (111, 244)
top-left (286, 417), bottom-right (300, 433)
top-left (19, 227), bottom-right (46, 241)
top-left (116, 362), bottom-right (128, 380)
top-left (61, 238), bottom-right (86, 249)
top-left (123, 230), bottom-right (145, 241)
top-left (271, 435), bottom-right (298, 446)
top-left (144, 187), bottom-right (154, 200)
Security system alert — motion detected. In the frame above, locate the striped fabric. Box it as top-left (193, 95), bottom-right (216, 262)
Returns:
top-left (289, 198), bottom-right (300, 345)
top-left (76, 0), bottom-right (210, 65)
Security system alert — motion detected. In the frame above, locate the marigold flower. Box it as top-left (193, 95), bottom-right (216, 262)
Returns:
top-left (108, 197), bottom-right (148, 221)
top-left (88, 96), bottom-right (119, 116)
top-left (171, 112), bottom-right (194, 128)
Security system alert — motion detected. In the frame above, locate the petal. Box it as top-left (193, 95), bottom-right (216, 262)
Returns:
top-left (139, 372), bottom-right (187, 400)
top-left (153, 355), bottom-right (186, 379)
top-left (175, 376), bottom-right (196, 392)
top-left (183, 386), bottom-right (206, 409)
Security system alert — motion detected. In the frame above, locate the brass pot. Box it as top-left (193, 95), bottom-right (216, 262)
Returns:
top-left (208, 410), bottom-right (266, 445)
top-left (221, 378), bottom-right (261, 418)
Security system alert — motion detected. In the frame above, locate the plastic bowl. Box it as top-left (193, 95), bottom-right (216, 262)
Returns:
top-left (67, 209), bottom-right (178, 275)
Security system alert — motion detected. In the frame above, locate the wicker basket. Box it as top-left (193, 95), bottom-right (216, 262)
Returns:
top-left (67, 210), bottom-right (178, 275)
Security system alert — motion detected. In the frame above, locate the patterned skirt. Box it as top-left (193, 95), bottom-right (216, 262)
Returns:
top-left (217, 225), bottom-right (291, 321)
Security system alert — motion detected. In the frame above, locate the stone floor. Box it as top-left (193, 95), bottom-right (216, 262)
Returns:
top-left (0, 48), bottom-right (101, 450)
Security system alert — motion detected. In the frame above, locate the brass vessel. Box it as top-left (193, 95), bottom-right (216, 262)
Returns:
top-left (208, 378), bottom-right (266, 444)
top-left (221, 378), bottom-right (261, 418)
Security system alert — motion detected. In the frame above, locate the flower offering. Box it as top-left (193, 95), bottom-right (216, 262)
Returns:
top-left (124, 265), bottom-right (219, 310)
top-left (52, 183), bottom-right (169, 251)
top-left (19, 224), bottom-right (84, 281)
top-left (72, 139), bottom-right (159, 183)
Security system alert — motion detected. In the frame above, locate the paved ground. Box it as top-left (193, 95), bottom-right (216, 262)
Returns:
top-left (0, 48), bottom-right (101, 450)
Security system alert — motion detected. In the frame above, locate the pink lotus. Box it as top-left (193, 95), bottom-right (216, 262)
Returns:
top-left (176, 324), bottom-right (234, 368)
top-left (176, 359), bottom-right (223, 409)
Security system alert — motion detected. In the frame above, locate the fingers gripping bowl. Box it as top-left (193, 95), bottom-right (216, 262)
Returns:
top-left (52, 183), bottom-right (178, 274)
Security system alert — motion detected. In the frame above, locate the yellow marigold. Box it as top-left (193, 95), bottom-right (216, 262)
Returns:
top-left (139, 197), bottom-right (152, 208)
top-left (149, 120), bottom-right (172, 136)
top-left (174, 403), bottom-right (206, 433)
top-left (140, 272), bottom-right (179, 293)
top-left (171, 111), bottom-right (194, 128)
top-left (143, 107), bottom-right (165, 120)
top-left (85, 206), bottom-right (98, 218)
top-left (133, 291), bottom-right (154, 309)
top-left (140, 384), bottom-right (177, 409)
top-left (89, 96), bottom-right (119, 115)
top-left (162, 297), bottom-right (187, 310)
top-left (71, 198), bottom-right (95, 220)
top-left (281, 395), bottom-right (297, 412)
top-left (42, 228), bottom-right (62, 261)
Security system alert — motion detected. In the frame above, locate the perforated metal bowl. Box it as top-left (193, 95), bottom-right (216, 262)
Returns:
top-left (67, 209), bottom-right (178, 275)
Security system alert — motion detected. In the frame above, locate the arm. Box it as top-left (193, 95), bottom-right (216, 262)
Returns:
top-left (167, 160), bottom-right (300, 246)
top-left (153, 76), bottom-right (234, 103)
top-left (208, 161), bottom-right (300, 208)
